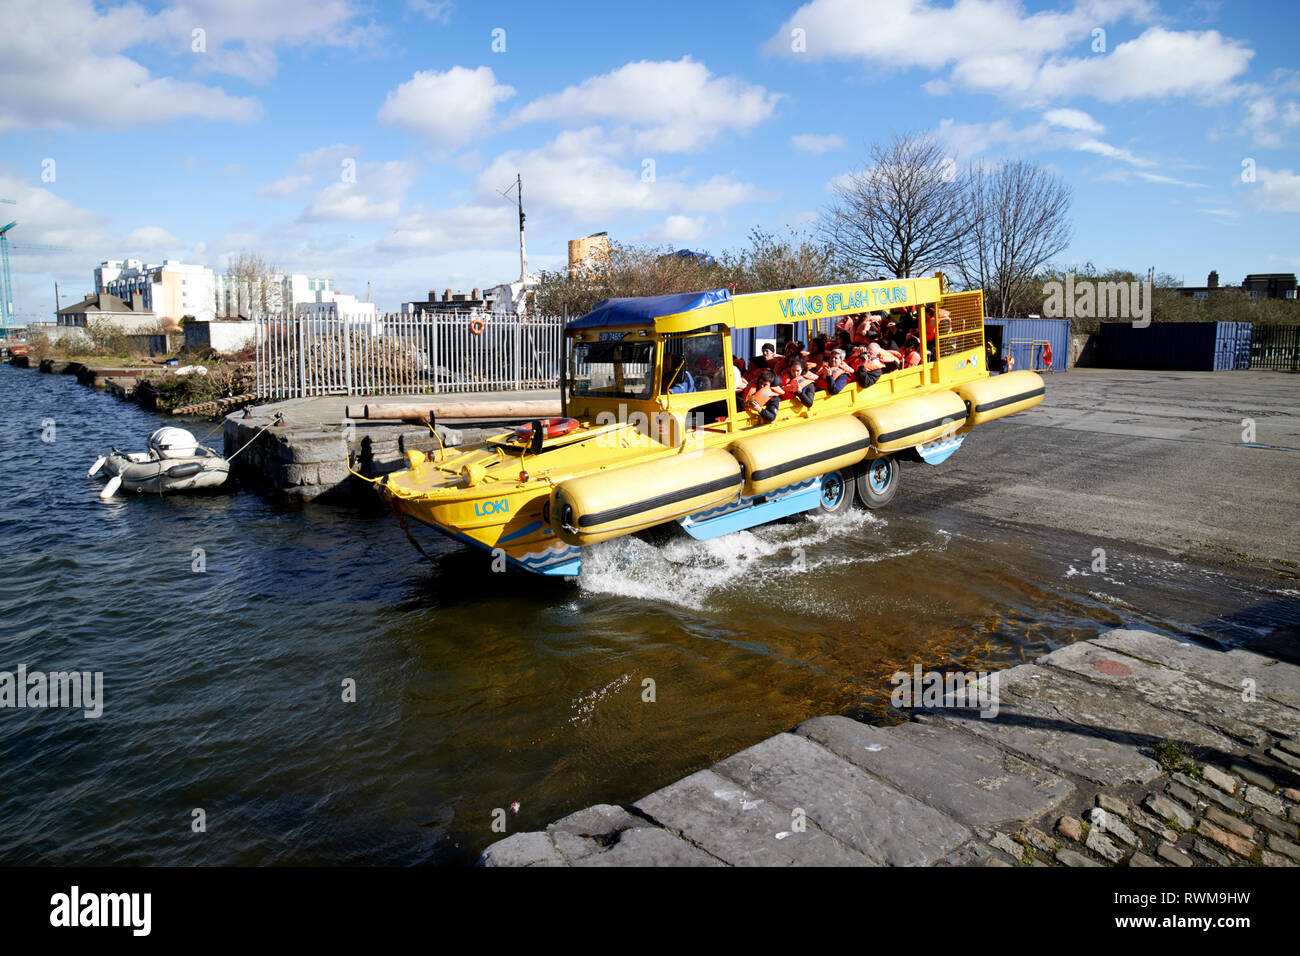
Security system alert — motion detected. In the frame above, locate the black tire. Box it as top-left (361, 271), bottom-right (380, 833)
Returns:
top-left (855, 455), bottom-right (899, 509)
top-left (816, 468), bottom-right (854, 515)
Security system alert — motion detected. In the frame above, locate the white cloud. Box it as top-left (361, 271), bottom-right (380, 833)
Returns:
top-left (1239, 91), bottom-right (1300, 148)
top-left (640, 215), bottom-right (707, 243)
top-left (1095, 169), bottom-right (1204, 187)
top-left (791, 133), bottom-right (845, 155)
top-left (1134, 171), bottom-right (1203, 187)
top-left (1072, 138), bottom-right (1154, 167)
top-left (0, 0), bottom-right (260, 132)
top-left (476, 129), bottom-right (764, 222)
top-left (1244, 167), bottom-right (1300, 214)
top-left (1044, 108), bottom-right (1104, 133)
top-left (0, 0), bottom-right (381, 129)
top-left (258, 175), bottom-right (312, 198)
top-left (258, 145), bottom-right (363, 198)
top-left (407, 0), bottom-right (454, 23)
top-left (935, 117), bottom-right (1047, 160)
top-left (124, 226), bottom-right (182, 249)
top-left (378, 66), bottom-right (515, 150)
top-left (1023, 27), bottom-right (1253, 104)
top-left (298, 161), bottom-right (416, 223)
top-left (0, 172), bottom-right (109, 255)
top-left (292, 144), bottom-right (364, 172)
top-left (766, 1), bottom-right (1252, 106)
top-left (936, 115), bottom-right (1167, 173)
top-left (157, 0), bottom-right (383, 84)
top-left (513, 57), bottom-right (782, 153)
top-left (378, 202), bottom-right (517, 255)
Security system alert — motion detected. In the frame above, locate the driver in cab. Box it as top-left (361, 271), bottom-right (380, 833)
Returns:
top-left (664, 359), bottom-right (696, 394)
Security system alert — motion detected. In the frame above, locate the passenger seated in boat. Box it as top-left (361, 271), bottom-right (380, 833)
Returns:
top-left (778, 341), bottom-right (804, 375)
top-left (742, 370), bottom-right (783, 424)
top-left (696, 354), bottom-right (726, 390)
top-left (855, 348), bottom-right (883, 390)
top-left (810, 333), bottom-right (831, 363)
top-left (781, 355), bottom-right (818, 408)
top-left (902, 334), bottom-right (923, 367)
top-left (855, 331), bottom-right (901, 387)
top-left (817, 348), bottom-right (853, 395)
top-left (851, 313), bottom-right (876, 345)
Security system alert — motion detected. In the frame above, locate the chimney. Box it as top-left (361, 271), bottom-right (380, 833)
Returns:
top-left (443, 288), bottom-right (452, 302)
top-left (1208, 270), bottom-right (1219, 289)
top-left (472, 288), bottom-right (480, 300)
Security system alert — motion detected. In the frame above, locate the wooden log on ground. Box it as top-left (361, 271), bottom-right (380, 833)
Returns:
top-left (345, 400), bottom-right (562, 422)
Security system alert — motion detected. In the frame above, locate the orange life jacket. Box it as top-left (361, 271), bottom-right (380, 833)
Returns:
top-left (817, 356), bottom-right (852, 382)
top-left (747, 384), bottom-right (782, 407)
top-left (863, 342), bottom-right (899, 369)
top-left (782, 368), bottom-right (817, 394)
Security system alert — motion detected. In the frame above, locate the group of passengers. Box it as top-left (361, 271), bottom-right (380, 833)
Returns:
top-left (734, 307), bottom-right (938, 423)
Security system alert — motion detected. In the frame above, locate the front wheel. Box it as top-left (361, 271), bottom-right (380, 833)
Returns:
top-left (817, 468), bottom-right (854, 515)
top-left (855, 455), bottom-right (899, 509)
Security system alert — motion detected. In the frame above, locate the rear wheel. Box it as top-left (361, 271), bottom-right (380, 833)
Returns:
top-left (817, 468), bottom-right (854, 515)
top-left (855, 455), bottom-right (899, 509)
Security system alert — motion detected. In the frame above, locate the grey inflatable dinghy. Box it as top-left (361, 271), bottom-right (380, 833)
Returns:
top-left (89, 427), bottom-right (231, 499)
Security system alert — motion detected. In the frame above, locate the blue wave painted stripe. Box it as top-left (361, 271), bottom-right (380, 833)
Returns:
top-left (405, 513), bottom-right (581, 576)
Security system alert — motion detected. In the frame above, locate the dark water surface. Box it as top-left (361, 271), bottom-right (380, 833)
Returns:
top-left (0, 365), bottom-right (1291, 865)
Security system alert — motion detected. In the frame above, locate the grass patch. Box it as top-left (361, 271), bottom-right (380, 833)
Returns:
top-left (1154, 740), bottom-right (1199, 775)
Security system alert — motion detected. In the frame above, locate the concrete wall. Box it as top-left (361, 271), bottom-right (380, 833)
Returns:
top-left (185, 320), bottom-right (262, 354)
top-left (122, 333), bottom-right (173, 356)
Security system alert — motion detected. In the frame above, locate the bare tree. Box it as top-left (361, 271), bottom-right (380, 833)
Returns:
top-left (223, 250), bottom-right (282, 319)
top-left (957, 160), bottom-right (1072, 317)
top-left (820, 133), bottom-right (967, 279)
top-left (737, 227), bottom-right (842, 292)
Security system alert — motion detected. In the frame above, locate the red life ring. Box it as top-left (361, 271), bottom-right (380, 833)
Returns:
top-left (1041, 342), bottom-right (1053, 369)
top-left (513, 417), bottom-right (579, 442)
top-left (470, 318), bottom-right (487, 335)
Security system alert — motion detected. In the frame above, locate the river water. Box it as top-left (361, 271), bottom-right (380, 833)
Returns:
top-left (0, 364), bottom-right (1290, 865)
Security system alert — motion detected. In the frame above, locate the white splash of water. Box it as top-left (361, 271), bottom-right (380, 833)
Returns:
top-left (576, 509), bottom-right (906, 609)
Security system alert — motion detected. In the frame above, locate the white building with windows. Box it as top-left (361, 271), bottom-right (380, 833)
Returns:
top-left (96, 259), bottom-right (216, 325)
top-left (213, 273), bottom-right (334, 319)
top-left (295, 290), bottom-right (379, 332)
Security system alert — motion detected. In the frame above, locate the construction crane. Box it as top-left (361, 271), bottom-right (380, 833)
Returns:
top-left (0, 220), bottom-right (16, 334)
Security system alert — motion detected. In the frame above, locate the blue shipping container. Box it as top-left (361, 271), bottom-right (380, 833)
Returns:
top-left (983, 317), bottom-right (1071, 373)
top-left (1099, 322), bottom-right (1253, 371)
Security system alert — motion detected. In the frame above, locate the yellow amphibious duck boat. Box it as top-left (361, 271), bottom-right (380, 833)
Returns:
top-left (377, 274), bottom-right (1045, 576)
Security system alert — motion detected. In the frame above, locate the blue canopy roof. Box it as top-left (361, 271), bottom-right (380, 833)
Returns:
top-left (567, 288), bottom-right (731, 329)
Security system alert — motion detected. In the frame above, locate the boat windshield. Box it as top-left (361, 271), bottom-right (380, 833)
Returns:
top-left (569, 339), bottom-right (656, 399)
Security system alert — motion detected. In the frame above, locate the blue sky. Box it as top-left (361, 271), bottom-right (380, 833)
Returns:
top-left (1, 0), bottom-right (1297, 319)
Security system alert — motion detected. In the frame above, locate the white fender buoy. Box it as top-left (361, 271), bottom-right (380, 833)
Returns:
top-left (88, 455), bottom-right (106, 477)
top-left (99, 475), bottom-right (122, 499)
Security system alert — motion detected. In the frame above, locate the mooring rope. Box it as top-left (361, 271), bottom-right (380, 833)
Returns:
top-left (224, 412), bottom-right (285, 462)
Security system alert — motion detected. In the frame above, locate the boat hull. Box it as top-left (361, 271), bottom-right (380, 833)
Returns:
top-left (102, 452), bottom-right (230, 495)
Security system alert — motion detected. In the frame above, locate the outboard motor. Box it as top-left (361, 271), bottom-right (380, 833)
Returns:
top-left (148, 427), bottom-right (199, 459)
